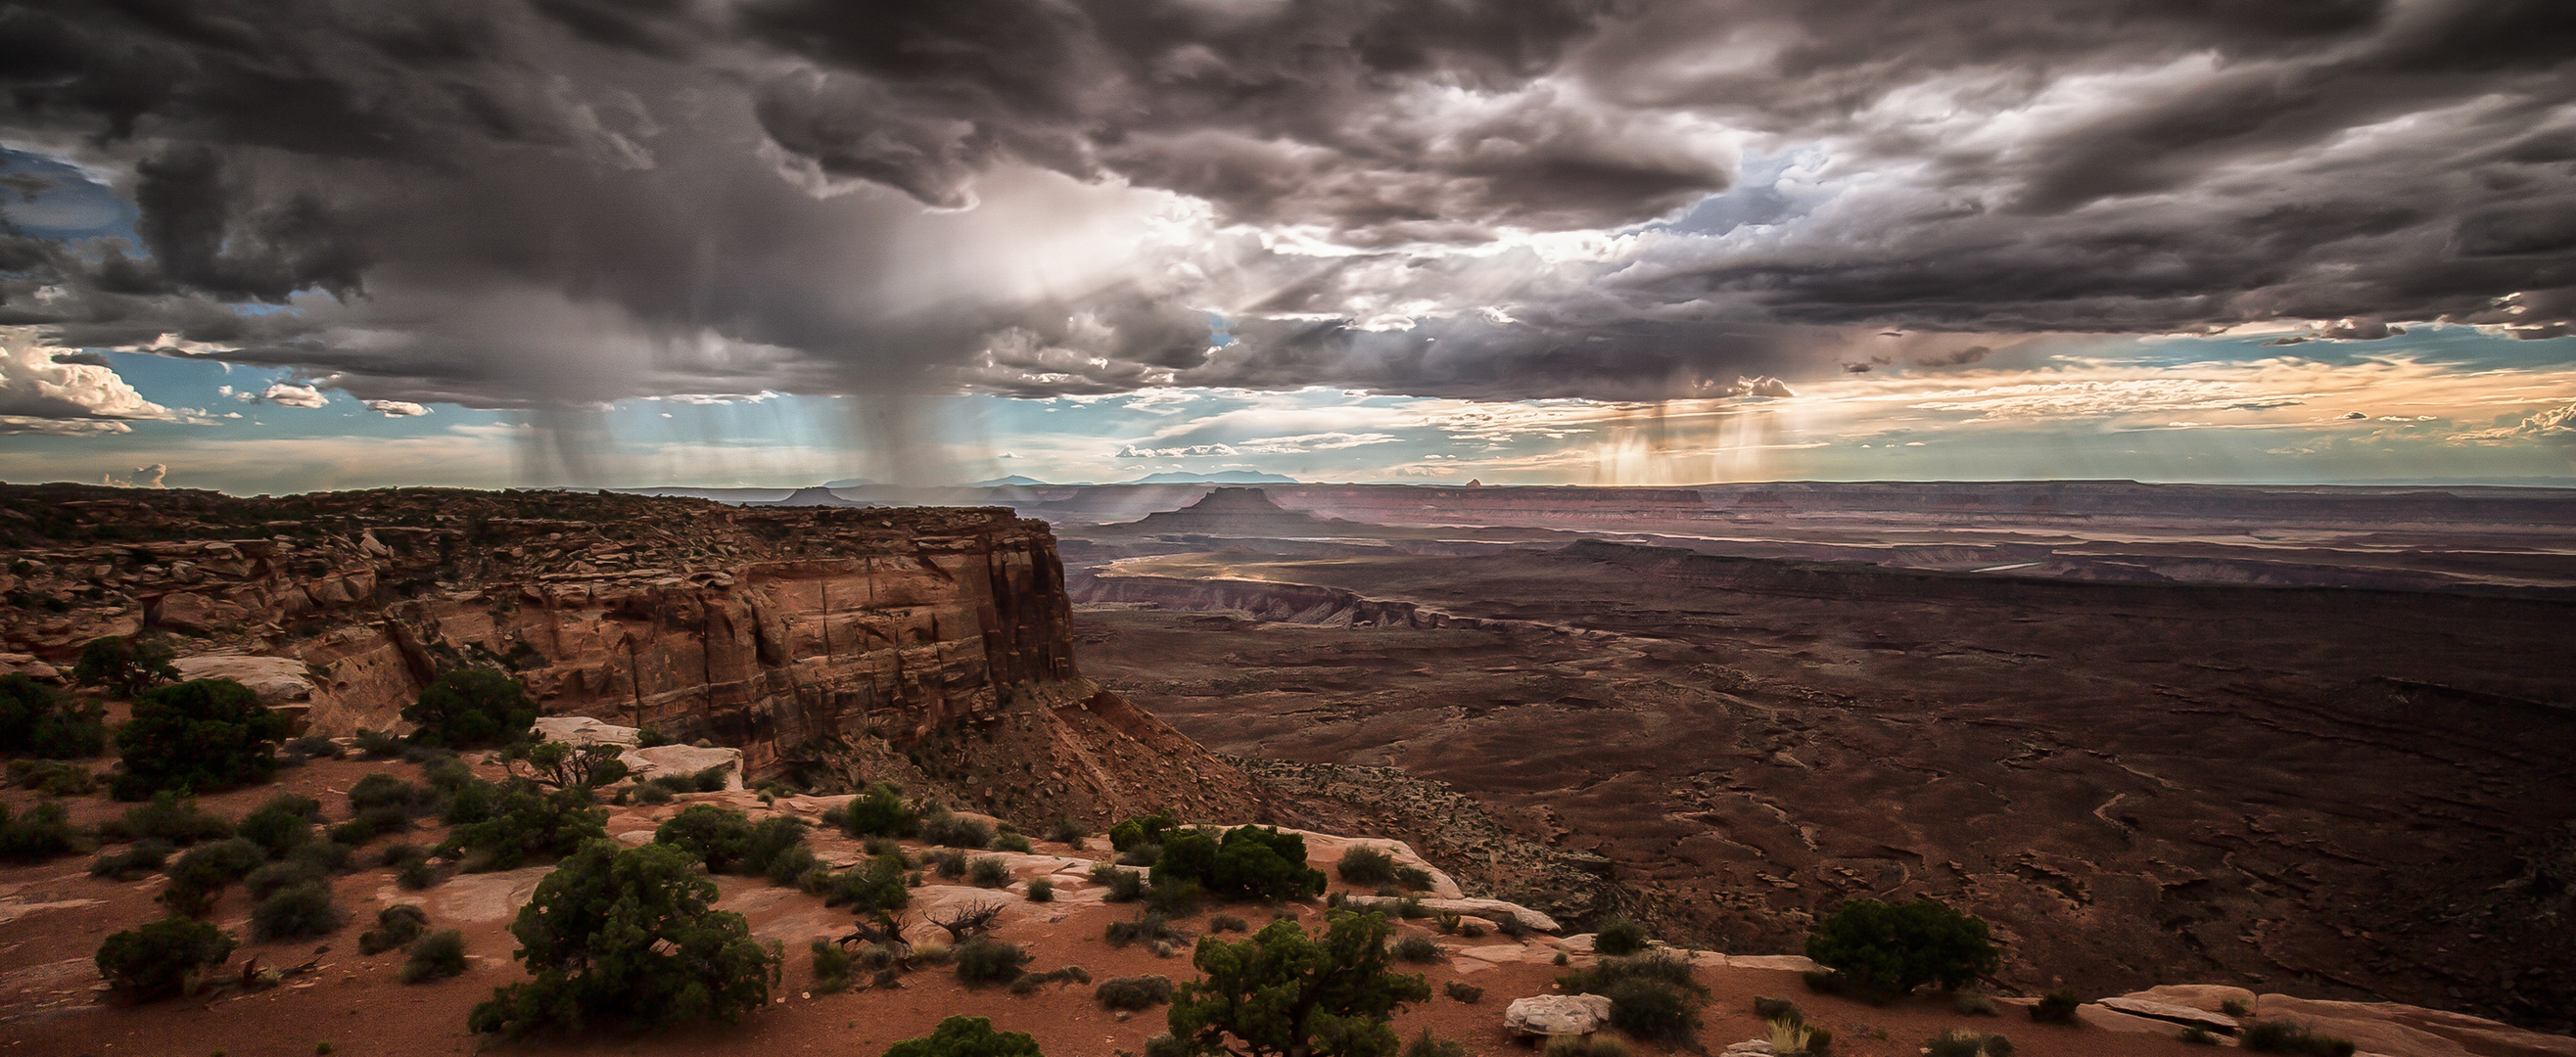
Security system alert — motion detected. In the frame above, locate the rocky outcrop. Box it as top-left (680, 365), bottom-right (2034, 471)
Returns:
top-left (2109, 986), bottom-right (2576, 1057)
top-left (0, 483), bottom-right (1269, 827)
top-left (1504, 994), bottom-right (1613, 1037)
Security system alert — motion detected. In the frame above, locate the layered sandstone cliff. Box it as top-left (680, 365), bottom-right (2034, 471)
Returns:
top-left (0, 483), bottom-right (1269, 825)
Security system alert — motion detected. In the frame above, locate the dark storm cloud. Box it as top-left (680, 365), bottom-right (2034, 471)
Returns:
top-left (0, 0), bottom-right (2569, 415)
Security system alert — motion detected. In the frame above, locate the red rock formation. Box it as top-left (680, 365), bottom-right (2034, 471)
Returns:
top-left (0, 483), bottom-right (1270, 825)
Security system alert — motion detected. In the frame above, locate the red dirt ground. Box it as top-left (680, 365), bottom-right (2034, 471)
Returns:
top-left (1, 753), bottom-right (2214, 1057)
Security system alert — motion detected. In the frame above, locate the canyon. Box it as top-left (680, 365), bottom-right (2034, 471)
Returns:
top-left (0, 483), bottom-right (1267, 827)
top-left (1041, 483), bottom-right (2576, 1034)
top-left (5, 478), bottom-right (2574, 1045)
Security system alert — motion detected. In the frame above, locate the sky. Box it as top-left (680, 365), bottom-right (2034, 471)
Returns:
top-left (1, 0), bottom-right (2572, 492)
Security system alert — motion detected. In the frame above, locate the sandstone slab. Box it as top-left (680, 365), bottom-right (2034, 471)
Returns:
top-left (619, 744), bottom-right (744, 790)
top-left (533, 715), bottom-right (641, 748)
top-left (1721, 953), bottom-right (1823, 972)
top-left (1340, 896), bottom-right (1557, 933)
top-left (1274, 828), bottom-right (1464, 898)
top-left (2242, 993), bottom-right (2576, 1057)
top-left (1504, 993), bottom-right (1612, 1037)
top-left (375, 865), bottom-right (554, 925)
top-left (2097, 996), bottom-right (2238, 1032)
top-left (172, 653), bottom-right (316, 705)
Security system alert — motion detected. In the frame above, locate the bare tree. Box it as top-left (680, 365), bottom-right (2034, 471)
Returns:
top-left (928, 899), bottom-right (1007, 943)
top-left (836, 910), bottom-right (916, 967)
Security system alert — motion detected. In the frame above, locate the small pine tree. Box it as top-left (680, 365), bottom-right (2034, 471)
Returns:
top-left (653, 804), bottom-right (755, 871)
top-left (0, 673), bottom-right (107, 758)
top-left (95, 916), bottom-right (235, 1000)
top-left (884, 1016), bottom-right (1046, 1057)
top-left (1803, 897), bottom-right (1999, 999)
top-left (112, 678), bottom-right (292, 800)
top-left (73, 635), bottom-right (177, 699)
top-left (436, 784), bottom-right (607, 871)
top-left (1167, 910), bottom-right (1430, 1057)
top-left (467, 840), bottom-right (778, 1036)
top-left (403, 668), bottom-right (539, 749)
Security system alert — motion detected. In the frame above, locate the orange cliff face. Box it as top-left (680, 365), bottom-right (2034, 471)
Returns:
top-left (0, 483), bottom-right (1271, 826)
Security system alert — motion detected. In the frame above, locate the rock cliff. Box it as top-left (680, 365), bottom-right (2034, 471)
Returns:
top-left (0, 483), bottom-right (1269, 825)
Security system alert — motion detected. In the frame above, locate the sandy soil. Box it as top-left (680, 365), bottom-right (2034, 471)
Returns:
top-left (2, 752), bottom-right (2218, 1057)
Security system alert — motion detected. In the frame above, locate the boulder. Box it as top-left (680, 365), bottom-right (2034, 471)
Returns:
top-left (153, 591), bottom-right (249, 632)
top-left (1504, 994), bottom-right (1613, 1037)
top-left (1722, 1043), bottom-right (1782, 1056)
top-left (619, 744), bottom-right (743, 790)
top-left (0, 653), bottom-right (60, 681)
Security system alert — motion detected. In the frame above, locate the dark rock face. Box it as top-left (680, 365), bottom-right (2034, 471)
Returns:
top-left (0, 483), bottom-right (1270, 825)
top-left (1101, 486), bottom-right (1359, 538)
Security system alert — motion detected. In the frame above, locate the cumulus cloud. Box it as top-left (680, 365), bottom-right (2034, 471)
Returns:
top-left (102, 464), bottom-right (166, 487)
top-left (256, 383), bottom-right (328, 409)
top-left (364, 399), bottom-right (431, 417)
top-left (0, 0), bottom-right (2566, 426)
top-left (2452, 402), bottom-right (2576, 442)
top-left (0, 327), bottom-right (173, 435)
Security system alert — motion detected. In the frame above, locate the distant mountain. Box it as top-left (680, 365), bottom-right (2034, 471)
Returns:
top-left (1117, 471), bottom-right (1300, 484)
top-left (751, 486), bottom-right (874, 507)
top-left (966, 475), bottom-right (1055, 487)
top-left (821, 478), bottom-right (874, 488)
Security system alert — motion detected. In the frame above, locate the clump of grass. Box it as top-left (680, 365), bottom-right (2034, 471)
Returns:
top-left (398, 930), bottom-right (466, 984)
top-left (1927, 1029), bottom-right (2014, 1057)
top-left (811, 940), bottom-right (852, 993)
top-left (250, 883), bottom-right (345, 942)
top-left (91, 838), bottom-right (176, 880)
top-left (1390, 933), bottom-right (1445, 963)
top-left (1336, 846), bottom-right (1395, 885)
top-left (2031, 990), bottom-right (2080, 1024)
top-left (1025, 878), bottom-right (1054, 902)
top-left (1404, 1030), bottom-right (1467, 1057)
top-left (1541, 1036), bottom-right (1628, 1057)
top-left (1007, 965), bottom-right (1090, 995)
top-left (1594, 916), bottom-right (1650, 956)
top-left (1444, 980), bottom-right (1483, 1003)
top-left (1754, 996), bottom-right (1802, 1021)
top-left (359, 904), bottom-right (429, 955)
top-left (1092, 861), bottom-right (1145, 902)
top-left (1104, 910), bottom-right (1186, 949)
top-left (2240, 1021), bottom-right (2357, 1057)
top-left (101, 792), bottom-right (234, 846)
top-left (1095, 975), bottom-right (1174, 1011)
top-left (930, 848), bottom-right (968, 879)
top-left (1954, 991), bottom-right (1999, 1016)
top-left (1145, 878), bottom-right (1202, 915)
